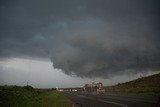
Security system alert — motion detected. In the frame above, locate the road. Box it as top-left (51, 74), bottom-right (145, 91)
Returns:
top-left (63, 92), bottom-right (159, 107)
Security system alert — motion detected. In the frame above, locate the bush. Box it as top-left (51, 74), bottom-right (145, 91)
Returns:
top-left (23, 85), bottom-right (34, 91)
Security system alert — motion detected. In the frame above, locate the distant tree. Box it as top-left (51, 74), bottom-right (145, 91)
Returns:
top-left (23, 85), bottom-right (34, 90)
top-left (52, 88), bottom-right (56, 91)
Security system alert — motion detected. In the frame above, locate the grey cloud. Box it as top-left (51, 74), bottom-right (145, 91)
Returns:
top-left (0, 0), bottom-right (160, 78)
top-left (51, 21), bottom-right (160, 78)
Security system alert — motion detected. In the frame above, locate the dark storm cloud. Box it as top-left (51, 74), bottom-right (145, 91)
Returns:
top-left (0, 0), bottom-right (160, 78)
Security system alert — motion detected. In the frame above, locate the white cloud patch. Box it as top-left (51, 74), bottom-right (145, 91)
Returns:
top-left (0, 57), bottom-right (159, 88)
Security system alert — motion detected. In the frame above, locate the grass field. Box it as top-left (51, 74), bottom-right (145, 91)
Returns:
top-left (105, 73), bottom-right (160, 95)
top-left (0, 85), bottom-right (72, 107)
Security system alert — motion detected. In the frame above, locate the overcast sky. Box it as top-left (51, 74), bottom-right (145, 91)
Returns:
top-left (0, 0), bottom-right (160, 88)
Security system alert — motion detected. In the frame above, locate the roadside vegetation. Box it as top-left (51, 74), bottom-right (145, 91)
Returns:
top-left (0, 85), bottom-right (72, 107)
top-left (105, 73), bottom-right (160, 95)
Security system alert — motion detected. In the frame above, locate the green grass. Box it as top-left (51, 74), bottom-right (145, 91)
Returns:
top-left (0, 85), bottom-right (72, 107)
top-left (15, 91), bottom-right (72, 107)
top-left (105, 73), bottom-right (160, 96)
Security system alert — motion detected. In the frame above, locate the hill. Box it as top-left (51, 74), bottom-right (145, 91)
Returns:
top-left (105, 73), bottom-right (160, 95)
top-left (0, 85), bottom-right (72, 107)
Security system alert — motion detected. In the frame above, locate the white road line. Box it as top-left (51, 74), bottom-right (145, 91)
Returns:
top-left (102, 96), bottom-right (158, 104)
top-left (98, 99), bottom-right (128, 107)
top-left (77, 94), bottom-right (128, 107)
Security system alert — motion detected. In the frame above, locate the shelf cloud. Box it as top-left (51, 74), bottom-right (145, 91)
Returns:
top-left (0, 0), bottom-right (160, 78)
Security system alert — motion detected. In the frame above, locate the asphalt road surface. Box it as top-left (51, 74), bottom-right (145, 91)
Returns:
top-left (63, 92), bottom-right (160, 107)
